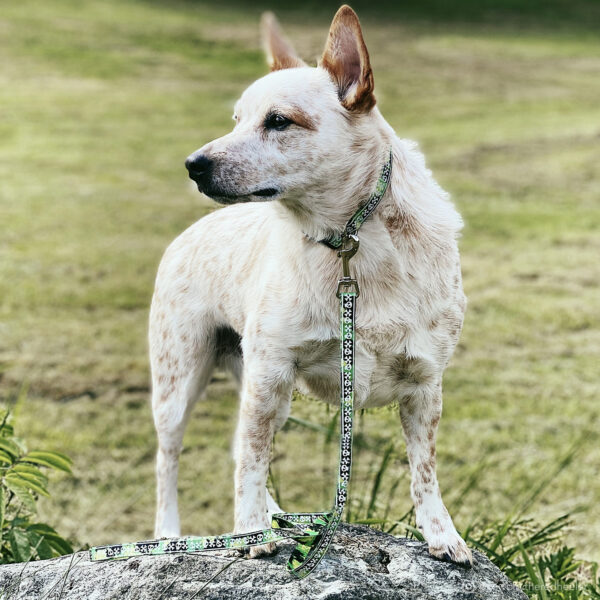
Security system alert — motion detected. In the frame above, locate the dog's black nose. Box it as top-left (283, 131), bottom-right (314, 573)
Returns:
top-left (185, 154), bottom-right (213, 184)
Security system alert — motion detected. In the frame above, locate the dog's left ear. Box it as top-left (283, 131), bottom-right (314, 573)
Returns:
top-left (261, 12), bottom-right (306, 71)
top-left (319, 5), bottom-right (375, 113)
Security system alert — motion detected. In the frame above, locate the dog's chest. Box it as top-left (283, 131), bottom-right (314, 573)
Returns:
top-left (289, 259), bottom-right (450, 407)
top-left (292, 320), bottom-right (427, 408)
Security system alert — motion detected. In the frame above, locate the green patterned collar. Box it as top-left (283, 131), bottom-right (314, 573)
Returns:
top-left (319, 148), bottom-right (393, 249)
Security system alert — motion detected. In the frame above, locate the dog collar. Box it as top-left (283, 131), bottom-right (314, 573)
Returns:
top-left (319, 148), bottom-right (393, 250)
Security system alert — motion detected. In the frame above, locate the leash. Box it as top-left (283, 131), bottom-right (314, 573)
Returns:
top-left (89, 149), bottom-right (392, 579)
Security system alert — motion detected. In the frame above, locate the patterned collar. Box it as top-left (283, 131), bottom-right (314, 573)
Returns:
top-left (317, 148), bottom-right (393, 250)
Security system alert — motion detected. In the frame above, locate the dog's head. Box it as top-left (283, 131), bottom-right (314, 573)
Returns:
top-left (186, 5), bottom-right (388, 236)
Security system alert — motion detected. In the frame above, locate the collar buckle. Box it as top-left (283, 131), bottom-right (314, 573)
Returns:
top-left (336, 234), bottom-right (360, 298)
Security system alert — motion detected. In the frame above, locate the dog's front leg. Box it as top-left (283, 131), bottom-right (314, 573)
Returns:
top-left (233, 359), bottom-right (292, 558)
top-left (400, 382), bottom-right (473, 566)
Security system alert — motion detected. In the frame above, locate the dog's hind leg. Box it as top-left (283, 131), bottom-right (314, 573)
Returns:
top-left (150, 303), bottom-right (216, 539)
top-left (399, 380), bottom-right (473, 566)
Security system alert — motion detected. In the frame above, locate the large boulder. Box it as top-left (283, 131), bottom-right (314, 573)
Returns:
top-left (0, 524), bottom-right (527, 599)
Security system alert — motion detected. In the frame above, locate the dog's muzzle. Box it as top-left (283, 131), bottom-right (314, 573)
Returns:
top-left (184, 153), bottom-right (281, 203)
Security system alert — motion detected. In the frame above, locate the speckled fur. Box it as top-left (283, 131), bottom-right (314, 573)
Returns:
top-left (151, 5), bottom-right (472, 565)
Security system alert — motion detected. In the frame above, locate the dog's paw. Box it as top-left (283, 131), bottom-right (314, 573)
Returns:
top-left (218, 542), bottom-right (278, 559)
top-left (247, 541), bottom-right (278, 559)
top-left (234, 511), bottom-right (278, 559)
top-left (428, 532), bottom-right (473, 567)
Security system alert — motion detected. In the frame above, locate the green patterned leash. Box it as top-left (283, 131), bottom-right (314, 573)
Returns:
top-left (89, 253), bottom-right (357, 579)
top-left (89, 150), bottom-right (391, 578)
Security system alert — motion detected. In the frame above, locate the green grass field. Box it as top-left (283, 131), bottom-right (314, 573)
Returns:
top-left (1, 0), bottom-right (599, 570)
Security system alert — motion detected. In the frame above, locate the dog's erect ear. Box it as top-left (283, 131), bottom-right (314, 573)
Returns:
top-left (319, 5), bottom-right (375, 113)
top-left (261, 12), bottom-right (306, 71)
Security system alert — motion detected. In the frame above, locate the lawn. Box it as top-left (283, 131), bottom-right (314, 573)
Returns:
top-left (0, 0), bottom-right (599, 568)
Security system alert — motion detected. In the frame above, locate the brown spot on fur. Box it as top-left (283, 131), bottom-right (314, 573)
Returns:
top-left (385, 210), bottom-right (422, 239)
top-left (287, 106), bottom-right (318, 131)
top-left (249, 434), bottom-right (270, 455)
top-left (419, 462), bottom-right (432, 475)
top-left (393, 355), bottom-right (432, 386)
top-left (418, 463), bottom-right (432, 484)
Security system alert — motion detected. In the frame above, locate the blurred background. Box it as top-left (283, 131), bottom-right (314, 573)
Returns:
top-left (0, 0), bottom-right (599, 570)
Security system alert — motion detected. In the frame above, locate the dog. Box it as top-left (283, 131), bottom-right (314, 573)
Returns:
top-left (149, 5), bottom-right (472, 566)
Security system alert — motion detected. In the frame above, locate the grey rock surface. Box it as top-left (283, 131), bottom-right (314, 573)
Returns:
top-left (0, 524), bottom-right (527, 599)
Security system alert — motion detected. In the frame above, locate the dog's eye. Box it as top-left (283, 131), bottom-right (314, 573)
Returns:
top-left (264, 113), bottom-right (292, 131)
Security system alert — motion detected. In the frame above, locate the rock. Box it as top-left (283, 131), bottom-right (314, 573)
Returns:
top-left (0, 524), bottom-right (527, 599)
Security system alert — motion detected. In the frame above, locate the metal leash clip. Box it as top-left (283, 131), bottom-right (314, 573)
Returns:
top-left (336, 234), bottom-right (360, 298)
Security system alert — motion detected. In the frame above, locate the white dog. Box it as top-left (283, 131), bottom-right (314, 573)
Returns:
top-left (150, 5), bottom-right (472, 566)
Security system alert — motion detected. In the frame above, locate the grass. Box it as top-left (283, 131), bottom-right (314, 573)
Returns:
top-left (0, 0), bottom-right (599, 590)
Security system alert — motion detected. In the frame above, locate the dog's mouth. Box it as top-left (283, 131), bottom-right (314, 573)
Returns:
top-left (252, 188), bottom-right (279, 198)
top-left (198, 185), bottom-right (281, 204)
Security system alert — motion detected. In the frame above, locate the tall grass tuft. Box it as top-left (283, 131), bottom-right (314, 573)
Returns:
top-left (0, 409), bottom-right (73, 564)
top-left (272, 411), bottom-right (600, 599)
